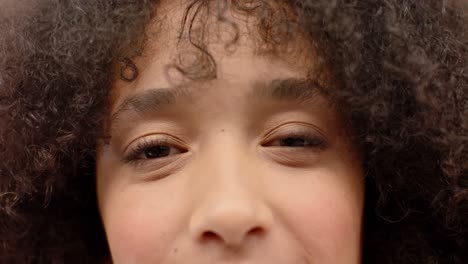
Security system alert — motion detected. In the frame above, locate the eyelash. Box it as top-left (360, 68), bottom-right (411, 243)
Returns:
top-left (262, 131), bottom-right (328, 150)
top-left (123, 137), bottom-right (185, 164)
top-left (123, 131), bottom-right (328, 164)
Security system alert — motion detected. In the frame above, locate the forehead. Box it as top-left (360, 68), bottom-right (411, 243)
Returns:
top-left (109, 0), bottom-right (323, 111)
top-left (131, 0), bottom-right (317, 74)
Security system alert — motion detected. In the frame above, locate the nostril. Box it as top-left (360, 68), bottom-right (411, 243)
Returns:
top-left (200, 231), bottom-right (222, 243)
top-left (248, 226), bottom-right (264, 236)
top-left (200, 226), bottom-right (265, 244)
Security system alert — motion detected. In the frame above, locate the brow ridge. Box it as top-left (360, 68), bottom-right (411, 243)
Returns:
top-left (110, 77), bottom-right (322, 132)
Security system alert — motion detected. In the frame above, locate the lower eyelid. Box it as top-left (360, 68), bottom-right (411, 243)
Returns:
top-left (259, 147), bottom-right (322, 167)
top-left (128, 151), bottom-right (190, 179)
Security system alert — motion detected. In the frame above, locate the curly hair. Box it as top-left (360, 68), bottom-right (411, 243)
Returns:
top-left (0, 0), bottom-right (467, 263)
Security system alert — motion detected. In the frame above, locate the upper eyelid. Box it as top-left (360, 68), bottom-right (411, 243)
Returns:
top-left (123, 123), bottom-right (328, 149)
top-left (261, 122), bottom-right (329, 141)
top-left (123, 133), bottom-right (187, 155)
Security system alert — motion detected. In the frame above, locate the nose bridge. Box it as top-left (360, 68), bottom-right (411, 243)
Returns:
top-left (188, 131), bottom-right (272, 247)
top-left (198, 128), bottom-right (256, 188)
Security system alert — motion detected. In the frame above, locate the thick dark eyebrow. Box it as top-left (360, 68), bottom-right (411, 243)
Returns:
top-left (110, 78), bottom-right (323, 131)
top-left (110, 85), bottom-right (190, 122)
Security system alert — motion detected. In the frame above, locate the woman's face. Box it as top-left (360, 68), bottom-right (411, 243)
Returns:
top-left (96, 1), bottom-right (364, 263)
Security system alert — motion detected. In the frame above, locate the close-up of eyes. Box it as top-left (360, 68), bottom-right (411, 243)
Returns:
top-left (122, 125), bottom-right (329, 166)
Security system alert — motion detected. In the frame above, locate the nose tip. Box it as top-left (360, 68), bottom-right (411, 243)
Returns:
top-left (189, 200), bottom-right (271, 248)
top-left (200, 224), bottom-right (265, 246)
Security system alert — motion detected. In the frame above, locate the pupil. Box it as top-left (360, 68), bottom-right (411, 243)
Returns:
top-left (144, 146), bottom-right (170, 158)
top-left (280, 137), bottom-right (307, 147)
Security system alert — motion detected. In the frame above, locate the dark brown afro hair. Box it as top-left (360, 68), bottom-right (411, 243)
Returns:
top-left (1, 0), bottom-right (467, 263)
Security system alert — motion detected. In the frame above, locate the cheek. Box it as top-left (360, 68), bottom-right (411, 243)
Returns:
top-left (291, 192), bottom-right (361, 250)
top-left (271, 168), bottom-right (363, 260)
top-left (99, 184), bottom-right (184, 263)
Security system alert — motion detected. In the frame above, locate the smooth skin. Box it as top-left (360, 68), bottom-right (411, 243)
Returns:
top-left (97, 1), bottom-right (364, 263)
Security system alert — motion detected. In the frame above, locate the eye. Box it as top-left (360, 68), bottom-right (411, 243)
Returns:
top-left (260, 128), bottom-right (329, 166)
top-left (142, 145), bottom-right (179, 159)
top-left (123, 137), bottom-right (187, 164)
top-left (261, 127), bottom-right (328, 150)
top-left (278, 136), bottom-right (325, 147)
top-left (265, 134), bottom-right (327, 149)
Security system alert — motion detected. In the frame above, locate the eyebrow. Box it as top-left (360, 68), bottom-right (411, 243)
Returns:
top-left (251, 78), bottom-right (323, 103)
top-left (110, 78), bottom-right (323, 130)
